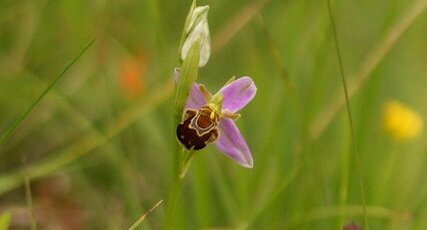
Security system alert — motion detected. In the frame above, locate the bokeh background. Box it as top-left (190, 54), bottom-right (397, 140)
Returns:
top-left (1, 0), bottom-right (427, 229)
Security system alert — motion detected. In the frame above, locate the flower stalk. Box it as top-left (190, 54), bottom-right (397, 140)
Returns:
top-left (165, 1), bottom-right (256, 228)
top-left (165, 39), bottom-right (200, 230)
top-left (165, 1), bottom-right (206, 228)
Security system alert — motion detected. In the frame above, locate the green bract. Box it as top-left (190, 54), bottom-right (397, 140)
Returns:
top-left (181, 4), bottom-right (210, 67)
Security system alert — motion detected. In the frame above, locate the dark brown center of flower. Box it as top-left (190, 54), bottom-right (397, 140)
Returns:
top-left (196, 109), bottom-right (215, 128)
top-left (176, 106), bottom-right (220, 150)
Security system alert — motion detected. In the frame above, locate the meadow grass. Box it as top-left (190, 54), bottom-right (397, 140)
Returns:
top-left (1, 0), bottom-right (427, 229)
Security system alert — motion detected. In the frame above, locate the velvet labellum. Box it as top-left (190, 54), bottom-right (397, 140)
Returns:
top-left (177, 106), bottom-right (219, 150)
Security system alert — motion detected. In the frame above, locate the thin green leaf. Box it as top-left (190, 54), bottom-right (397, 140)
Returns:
top-left (24, 166), bottom-right (37, 230)
top-left (326, 0), bottom-right (369, 229)
top-left (128, 199), bottom-right (163, 230)
top-left (0, 38), bottom-right (96, 146)
top-left (0, 80), bottom-right (173, 195)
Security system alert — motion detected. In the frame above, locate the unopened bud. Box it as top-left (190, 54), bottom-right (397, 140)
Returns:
top-left (181, 5), bottom-right (211, 67)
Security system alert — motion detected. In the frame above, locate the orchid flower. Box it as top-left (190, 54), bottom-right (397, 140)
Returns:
top-left (176, 74), bottom-right (257, 168)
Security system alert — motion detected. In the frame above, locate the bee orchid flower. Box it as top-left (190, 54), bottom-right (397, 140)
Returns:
top-left (176, 73), bottom-right (257, 168)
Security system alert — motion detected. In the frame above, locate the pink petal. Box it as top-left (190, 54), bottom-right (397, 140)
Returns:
top-left (219, 77), bottom-right (257, 113)
top-left (185, 83), bottom-right (206, 110)
top-left (215, 118), bottom-right (253, 168)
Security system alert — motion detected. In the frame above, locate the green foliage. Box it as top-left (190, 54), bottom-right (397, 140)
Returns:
top-left (1, 0), bottom-right (427, 229)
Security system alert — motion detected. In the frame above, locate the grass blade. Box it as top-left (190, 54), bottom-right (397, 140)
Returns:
top-left (212, 0), bottom-right (270, 53)
top-left (128, 199), bottom-right (163, 230)
top-left (0, 79), bottom-right (173, 195)
top-left (0, 38), bottom-right (96, 146)
top-left (310, 0), bottom-right (427, 139)
top-left (325, 0), bottom-right (369, 229)
top-left (23, 158), bottom-right (37, 230)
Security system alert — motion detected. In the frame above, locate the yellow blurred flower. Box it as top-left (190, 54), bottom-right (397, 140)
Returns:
top-left (383, 100), bottom-right (423, 140)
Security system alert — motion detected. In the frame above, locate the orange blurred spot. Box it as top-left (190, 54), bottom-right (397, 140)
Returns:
top-left (119, 53), bottom-right (148, 99)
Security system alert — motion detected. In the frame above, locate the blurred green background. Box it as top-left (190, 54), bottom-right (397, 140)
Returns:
top-left (1, 0), bottom-right (427, 229)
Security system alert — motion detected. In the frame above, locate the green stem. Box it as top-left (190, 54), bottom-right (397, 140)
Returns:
top-left (164, 148), bottom-right (193, 229)
top-left (338, 115), bottom-right (350, 229)
top-left (325, 0), bottom-right (370, 229)
top-left (164, 36), bottom-right (200, 229)
top-left (24, 172), bottom-right (37, 230)
top-left (163, 148), bottom-right (184, 230)
top-left (164, 148), bottom-right (196, 230)
top-left (180, 149), bottom-right (196, 179)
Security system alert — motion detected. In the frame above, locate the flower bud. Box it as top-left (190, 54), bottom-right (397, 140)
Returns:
top-left (181, 4), bottom-right (211, 67)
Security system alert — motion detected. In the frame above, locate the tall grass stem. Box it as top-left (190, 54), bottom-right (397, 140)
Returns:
top-left (0, 80), bottom-right (173, 195)
top-left (128, 199), bottom-right (163, 230)
top-left (23, 158), bottom-right (37, 230)
top-left (325, 1), bottom-right (369, 229)
top-left (311, 0), bottom-right (427, 140)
